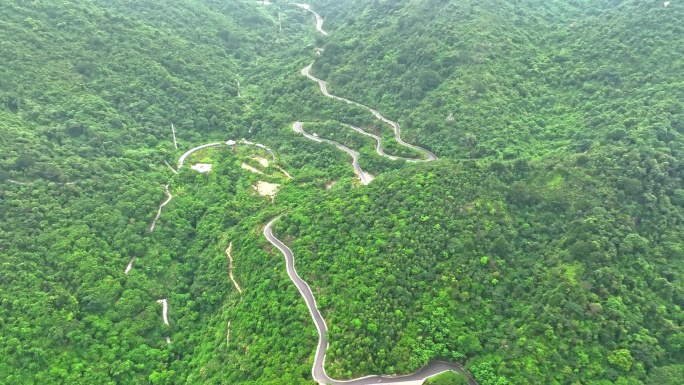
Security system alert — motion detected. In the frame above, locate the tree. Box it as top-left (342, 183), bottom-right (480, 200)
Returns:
top-left (645, 365), bottom-right (684, 385)
top-left (608, 349), bottom-right (635, 372)
top-left (418, 70), bottom-right (441, 90)
top-left (13, 154), bottom-right (35, 170)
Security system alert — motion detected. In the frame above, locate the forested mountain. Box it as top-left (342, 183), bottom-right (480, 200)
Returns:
top-left (277, 155), bottom-right (684, 384)
top-left (1, 0), bottom-right (683, 385)
top-left (0, 1), bottom-right (324, 384)
top-left (309, 0), bottom-right (683, 160)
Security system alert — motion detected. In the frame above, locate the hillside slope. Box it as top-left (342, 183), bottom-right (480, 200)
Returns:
top-left (2, 1), bottom-right (684, 385)
top-left (0, 1), bottom-right (315, 384)
top-left (308, 0), bottom-right (684, 161)
top-left (276, 152), bottom-right (684, 384)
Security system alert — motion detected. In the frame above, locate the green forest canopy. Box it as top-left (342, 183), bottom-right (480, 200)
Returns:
top-left (1, 0), bottom-right (683, 384)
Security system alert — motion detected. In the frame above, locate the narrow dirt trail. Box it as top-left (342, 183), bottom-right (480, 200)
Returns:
top-left (149, 184), bottom-right (173, 232)
top-left (236, 75), bottom-right (242, 97)
top-left (157, 298), bottom-right (171, 344)
top-left (124, 257), bottom-right (135, 275)
top-left (277, 165), bottom-right (293, 179)
top-left (226, 321), bottom-right (231, 346)
top-left (225, 242), bottom-right (243, 294)
top-left (157, 299), bottom-right (169, 325)
top-left (164, 160), bottom-right (178, 174)
top-left (172, 124), bottom-right (178, 150)
top-left (6, 179), bottom-right (31, 186)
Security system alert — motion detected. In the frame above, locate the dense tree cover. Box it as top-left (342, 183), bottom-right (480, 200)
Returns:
top-left (0, 0), bottom-right (333, 383)
top-left (3, 0), bottom-right (684, 384)
top-left (144, 147), bottom-right (320, 385)
top-left (308, 0), bottom-right (684, 161)
top-left (276, 154), bottom-right (684, 384)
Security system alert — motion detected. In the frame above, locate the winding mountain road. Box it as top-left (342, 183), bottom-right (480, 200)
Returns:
top-left (300, 64), bottom-right (438, 162)
top-left (290, 1), bottom-right (436, 167)
top-left (293, 122), bottom-right (373, 185)
top-left (265, 218), bottom-right (477, 385)
top-left (293, 64), bottom-right (439, 182)
top-left (134, 3), bottom-right (474, 383)
top-left (270, 4), bottom-right (475, 384)
top-left (294, 3), bottom-right (328, 35)
top-left (342, 124), bottom-right (398, 161)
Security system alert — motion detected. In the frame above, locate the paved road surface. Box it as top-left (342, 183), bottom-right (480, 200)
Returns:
top-left (178, 142), bottom-right (223, 168)
top-left (294, 3), bottom-right (329, 35)
top-left (301, 64), bottom-right (438, 162)
top-left (293, 122), bottom-right (373, 185)
top-left (264, 218), bottom-right (477, 385)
